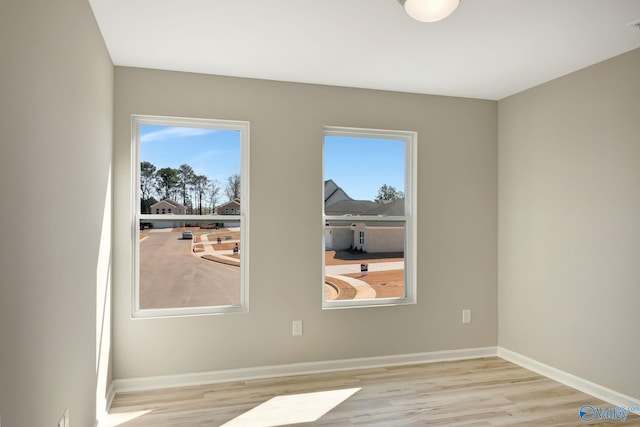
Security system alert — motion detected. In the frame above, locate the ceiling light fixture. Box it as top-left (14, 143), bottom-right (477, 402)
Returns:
top-left (397, 0), bottom-right (461, 23)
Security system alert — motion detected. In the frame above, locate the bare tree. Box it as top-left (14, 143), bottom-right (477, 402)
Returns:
top-left (225, 173), bottom-right (241, 201)
top-left (193, 175), bottom-right (210, 215)
top-left (207, 180), bottom-right (222, 213)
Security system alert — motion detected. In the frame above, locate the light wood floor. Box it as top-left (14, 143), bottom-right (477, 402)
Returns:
top-left (106, 357), bottom-right (639, 426)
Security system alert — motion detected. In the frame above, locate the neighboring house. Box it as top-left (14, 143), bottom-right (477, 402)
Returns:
top-left (324, 179), bottom-right (352, 206)
top-left (149, 199), bottom-right (187, 229)
top-left (150, 199), bottom-right (186, 215)
top-left (215, 198), bottom-right (241, 215)
top-left (324, 182), bottom-right (404, 253)
top-left (324, 199), bottom-right (377, 216)
top-left (214, 198), bottom-right (241, 228)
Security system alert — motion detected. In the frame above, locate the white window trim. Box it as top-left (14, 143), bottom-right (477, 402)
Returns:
top-left (322, 126), bottom-right (417, 309)
top-left (132, 115), bottom-right (250, 318)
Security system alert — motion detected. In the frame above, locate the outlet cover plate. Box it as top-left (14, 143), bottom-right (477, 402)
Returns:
top-left (462, 309), bottom-right (471, 324)
top-left (292, 320), bottom-right (303, 336)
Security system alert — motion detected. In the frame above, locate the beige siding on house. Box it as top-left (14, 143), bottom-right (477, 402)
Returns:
top-left (325, 226), bottom-right (353, 250)
top-left (216, 200), bottom-right (240, 215)
top-left (358, 225), bottom-right (404, 253)
top-left (151, 200), bottom-right (185, 214)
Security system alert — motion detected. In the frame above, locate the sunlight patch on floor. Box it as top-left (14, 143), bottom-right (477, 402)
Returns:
top-left (221, 387), bottom-right (361, 427)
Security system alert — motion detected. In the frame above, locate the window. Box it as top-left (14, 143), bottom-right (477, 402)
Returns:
top-left (133, 115), bottom-right (249, 318)
top-left (323, 126), bottom-right (416, 309)
top-left (225, 207), bottom-right (229, 214)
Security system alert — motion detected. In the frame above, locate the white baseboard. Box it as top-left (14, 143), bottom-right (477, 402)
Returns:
top-left (102, 346), bottom-right (639, 423)
top-left (112, 346), bottom-right (497, 394)
top-left (498, 347), bottom-right (640, 415)
top-left (105, 382), bottom-right (116, 414)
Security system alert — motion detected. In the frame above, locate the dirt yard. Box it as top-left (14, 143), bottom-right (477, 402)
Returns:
top-left (325, 250), bottom-right (403, 266)
top-left (325, 250), bottom-right (405, 300)
top-left (344, 270), bottom-right (405, 298)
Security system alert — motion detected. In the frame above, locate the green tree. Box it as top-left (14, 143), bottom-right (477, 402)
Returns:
top-left (375, 184), bottom-right (404, 202)
top-left (177, 164), bottom-right (195, 208)
top-left (156, 167), bottom-right (180, 200)
top-left (140, 161), bottom-right (157, 213)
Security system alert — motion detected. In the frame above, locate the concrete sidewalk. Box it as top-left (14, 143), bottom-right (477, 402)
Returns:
top-left (191, 231), bottom-right (403, 300)
top-left (193, 232), bottom-right (240, 263)
top-left (325, 261), bottom-right (404, 300)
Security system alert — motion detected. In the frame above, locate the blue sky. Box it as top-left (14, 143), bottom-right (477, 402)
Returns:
top-left (140, 125), bottom-right (240, 187)
top-left (140, 126), bottom-right (405, 202)
top-left (324, 136), bottom-right (405, 201)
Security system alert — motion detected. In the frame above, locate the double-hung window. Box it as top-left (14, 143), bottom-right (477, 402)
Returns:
top-left (133, 115), bottom-right (249, 318)
top-left (323, 126), bottom-right (416, 308)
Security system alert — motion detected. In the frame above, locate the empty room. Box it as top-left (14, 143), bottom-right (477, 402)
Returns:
top-left (1, 1), bottom-right (639, 426)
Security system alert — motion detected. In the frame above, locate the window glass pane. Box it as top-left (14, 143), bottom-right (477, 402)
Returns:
top-left (323, 130), bottom-right (413, 307)
top-left (135, 117), bottom-right (248, 317)
top-left (324, 136), bottom-right (405, 215)
top-left (139, 219), bottom-right (241, 309)
top-left (139, 125), bottom-right (241, 215)
top-left (324, 220), bottom-right (405, 301)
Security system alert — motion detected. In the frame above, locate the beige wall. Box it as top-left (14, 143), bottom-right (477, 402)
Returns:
top-left (2, 0), bottom-right (638, 420)
top-left (113, 68), bottom-right (498, 380)
top-left (498, 48), bottom-right (640, 399)
top-left (0, 0), bottom-right (113, 426)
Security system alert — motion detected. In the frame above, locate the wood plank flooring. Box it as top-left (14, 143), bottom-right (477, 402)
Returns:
top-left (105, 357), bottom-right (639, 426)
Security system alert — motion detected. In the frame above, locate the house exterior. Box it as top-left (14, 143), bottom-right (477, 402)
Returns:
top-left (324, 182), bottom-right (404, 253)
top-left (150, 199), bottom-right (186, 215)
top-left (149, 199), bottom-right (187, 229)
top-left (214, 198), bottom-right (241, 228)
top-left (215, 199), bottom-right (240, 215)
top-left (324, 179), bottom-right (352, 206)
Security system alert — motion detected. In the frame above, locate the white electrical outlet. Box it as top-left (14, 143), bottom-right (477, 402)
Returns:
top-left (292, 320), bottom-right (303, 336)
top-left (462, 309), bottom-right (471, 324)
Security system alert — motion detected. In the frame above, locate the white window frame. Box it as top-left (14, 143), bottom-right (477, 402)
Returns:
top-left (322, 126), bottom-right (417, 309)
top-left (132, 115), bottom-right (250, 318)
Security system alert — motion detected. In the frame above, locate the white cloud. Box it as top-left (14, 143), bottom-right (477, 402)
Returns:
top-left (140, 127), bottom-right (217, 143)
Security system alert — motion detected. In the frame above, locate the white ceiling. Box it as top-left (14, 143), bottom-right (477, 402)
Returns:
top-left (89, 0), bottom-right (640, 100)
